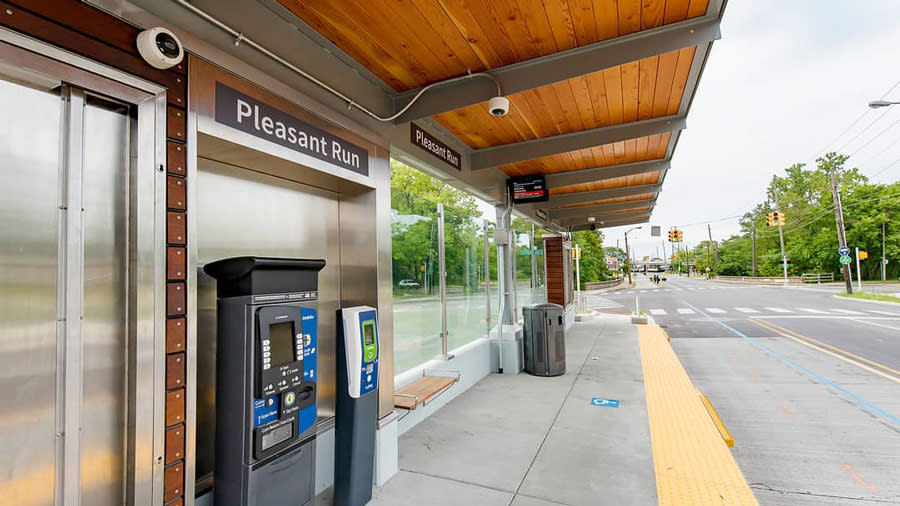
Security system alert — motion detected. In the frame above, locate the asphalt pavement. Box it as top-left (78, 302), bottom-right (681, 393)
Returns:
top-left (589, 274), bottom-right (900, 505)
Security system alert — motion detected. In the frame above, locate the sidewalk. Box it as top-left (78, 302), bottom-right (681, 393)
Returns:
top-left (363, 315), bottom-right (760, 505)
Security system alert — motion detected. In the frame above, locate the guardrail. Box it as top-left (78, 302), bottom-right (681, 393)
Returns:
top-left (801, 272), bottom-right (835, 284)
top-left (714, 275), bottom-right (803, 284)
top-left (584, 278), bottom-right (625, 291)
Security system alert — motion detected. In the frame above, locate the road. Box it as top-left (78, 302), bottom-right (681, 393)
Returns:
top-left (593, 275), bottom-right (900, 506)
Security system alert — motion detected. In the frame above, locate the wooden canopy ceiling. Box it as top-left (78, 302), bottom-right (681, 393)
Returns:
top-left (278, 0), bottom-right (723, 230)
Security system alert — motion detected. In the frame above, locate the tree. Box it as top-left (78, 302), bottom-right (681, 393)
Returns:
top-left (572, 229), bottom-right (610, 284)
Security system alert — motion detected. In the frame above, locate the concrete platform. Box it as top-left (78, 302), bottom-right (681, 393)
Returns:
top-left (366, 315), bottom-right (657, 506)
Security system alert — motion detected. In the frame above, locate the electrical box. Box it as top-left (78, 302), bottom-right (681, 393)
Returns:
top-left (204, 256), bottom-right (325, 506)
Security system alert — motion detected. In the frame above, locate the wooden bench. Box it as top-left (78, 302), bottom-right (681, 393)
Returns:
top-left (394, 373), bottom-right (459, 410)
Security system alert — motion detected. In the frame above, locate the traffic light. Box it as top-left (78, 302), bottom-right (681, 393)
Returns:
top-left (766, 212), bottom-right (775, 227)
top-left (773, 211), bottom-right (784, 226)
top-left (675, 230), bottom-right (683, 242)
top-left (668, 230), bottom-right (675, 242)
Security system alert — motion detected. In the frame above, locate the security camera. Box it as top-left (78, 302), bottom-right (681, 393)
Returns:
top-left (488, 96), bottom-right (510, 117)
top-left (136, 27), bottom-right (184, 70)
top-left (590, 224), bottom-right (596, 231)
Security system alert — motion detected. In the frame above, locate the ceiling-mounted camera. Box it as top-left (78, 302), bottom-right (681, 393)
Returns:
top-left (136, 27), bottom-right (184, 70)
top-left (488, 96), bottom-right (510, 117)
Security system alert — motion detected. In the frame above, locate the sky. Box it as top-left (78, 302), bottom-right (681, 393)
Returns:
top-left (599, 0), bottom-right (900, 260)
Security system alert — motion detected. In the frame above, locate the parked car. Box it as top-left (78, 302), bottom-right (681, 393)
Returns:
top-left (398, 279), bottom-right (420, 288)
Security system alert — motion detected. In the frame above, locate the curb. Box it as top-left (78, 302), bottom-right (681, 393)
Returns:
top-left (831, 293), bottom-right (900, 307)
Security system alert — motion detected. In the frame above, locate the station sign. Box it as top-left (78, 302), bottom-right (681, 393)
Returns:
top-left (534, 208), bottom-right (548, 221)
top-left (508, 175), bottom-right (549, 204)
top-left (410, 123), bottom-right (461, 170)
top-left (214, 82), bottom-right (370, 176)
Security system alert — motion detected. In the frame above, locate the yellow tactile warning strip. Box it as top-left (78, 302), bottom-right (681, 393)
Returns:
top-left (637, 324), bottom-right (759, 506)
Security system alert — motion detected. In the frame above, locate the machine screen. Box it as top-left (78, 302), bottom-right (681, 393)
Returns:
top-left (363, 322), bottom-right (375, 346)
top-left (268, 321), bottom-right (295, 366)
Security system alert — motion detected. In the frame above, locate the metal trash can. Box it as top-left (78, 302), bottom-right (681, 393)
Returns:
top-left (522, 303), bottom-right (566, 376)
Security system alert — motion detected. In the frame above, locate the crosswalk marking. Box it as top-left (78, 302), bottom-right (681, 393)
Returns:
top-left (830, 309), bottom-right (864, 315)
top-left (706, 308), bottom-right (726, 314)
top-left (798, 308), bottom-right (828, 314)
top-left (650, 309), bottom-right (667, 315)
top-left (735, 307), bottom-right (759, 314)
top-left (765, 307), bottom-right (792, 313)
top-left (677, 308), bottom-right (695, 314)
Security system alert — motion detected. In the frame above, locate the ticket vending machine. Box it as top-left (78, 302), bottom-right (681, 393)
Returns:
top-left (204, 256), bottom-right (325, 506)
top-left (335, 306), bottom-right (379, 506)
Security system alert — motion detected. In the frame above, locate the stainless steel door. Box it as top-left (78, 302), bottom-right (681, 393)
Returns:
top-left (0, 70), bottom-right (62, 506)
top-left (80, 96), bottom-right (130, 506)
top-left (0, 73), bottom-right (130, 506)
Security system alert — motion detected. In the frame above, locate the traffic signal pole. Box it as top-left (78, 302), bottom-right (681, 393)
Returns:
top-left (751, 223), bottom-right (757, 277)
top-left (775, 195), bottom-right (788, 286)
top-left (830, 166), bottom-right (853, 294)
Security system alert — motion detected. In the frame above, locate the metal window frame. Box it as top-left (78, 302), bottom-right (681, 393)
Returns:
top-left (0, 27), bottom-right (168, 506)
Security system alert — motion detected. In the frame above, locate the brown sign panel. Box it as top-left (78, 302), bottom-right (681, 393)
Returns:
top-left (215, 82), bottom-right (369, 176)
top-left (410, 123), bottom-right (461, 170)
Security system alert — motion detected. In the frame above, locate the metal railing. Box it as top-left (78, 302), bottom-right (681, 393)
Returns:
top-left (583, 278), bottom-right (625, 291)
top-left (714, 275), bottom-right (803, 284)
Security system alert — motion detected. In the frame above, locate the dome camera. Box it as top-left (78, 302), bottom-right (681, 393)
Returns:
top-left (488, 96), bottom-right (510, 117)
top-left (136, 27), bottom-right (184, 70)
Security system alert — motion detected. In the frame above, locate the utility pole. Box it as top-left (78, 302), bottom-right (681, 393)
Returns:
top-left (707, 224), bottom-right (713, 279)
top-left (883, 223), bottom-right (887, 282)
top-left (625, 234), bottom-right (632, 285)
top-left (775, 194), bottom-right (788, 286)
top-left (856, 246), bottom-right (863, 291)
top-left (752, 223), bottom-right (757, 277)
top-left (829, 165), bottom-right (853, 294)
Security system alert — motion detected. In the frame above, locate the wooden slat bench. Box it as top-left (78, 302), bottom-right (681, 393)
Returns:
top-left (394, 373), bottom-right (459, 410)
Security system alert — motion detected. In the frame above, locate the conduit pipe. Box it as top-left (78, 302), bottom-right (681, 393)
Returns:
top-left (173, 0), bottom-right (504, 122)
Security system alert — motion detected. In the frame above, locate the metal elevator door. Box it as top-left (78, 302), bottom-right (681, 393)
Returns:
top-left (0, 71), bottom-right (130, 506)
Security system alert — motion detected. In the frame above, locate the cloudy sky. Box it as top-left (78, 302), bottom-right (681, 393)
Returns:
top-left (601, 0), bottom-right (900, 259)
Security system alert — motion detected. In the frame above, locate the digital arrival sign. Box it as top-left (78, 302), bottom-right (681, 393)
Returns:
top-left (214, 81), bottom-right (369, 176)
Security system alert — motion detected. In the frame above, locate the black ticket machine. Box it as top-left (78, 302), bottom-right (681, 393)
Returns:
top-left (204, 256), bottom-right (325, 506)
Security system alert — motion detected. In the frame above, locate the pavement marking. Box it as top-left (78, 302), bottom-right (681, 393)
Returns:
top-left (683, 301), bottom-right (900, 427)
top-left (734, 307), bottom-right (759, 314)
top-left (750, 315), bottom-right (900, 320)
top-left (676, 308), bottom-right (695, 314)
top-left (868, 309), bottom-right (900, 316)
top-left (847, 318), bottom-right (900, 332)
top-left (650, 309), bottom-right (667, 315)
top-left (765, 307), bottom-right (792, 313)
top-left (797, 307), bottom-right (828, 314)
top-left (752, 318), bottom-right (900, 383)
top-left (830, 308), bottom-right (865, 315)
top-left (840, 464), bottom-right (878, 492)
top-left (706, 308), bottom-right (726, 314)
top-left (637, 325), bottom-right (759, 506)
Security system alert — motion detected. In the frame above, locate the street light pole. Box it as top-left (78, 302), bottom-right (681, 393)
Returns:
top-left (883, 222), bottom-right (887, 283)
top-left (624, 226), bottom-right (642, 286)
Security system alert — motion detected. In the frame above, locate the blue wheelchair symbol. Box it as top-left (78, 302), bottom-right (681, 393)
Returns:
top-left (591, 398), bottom-right (619, 408)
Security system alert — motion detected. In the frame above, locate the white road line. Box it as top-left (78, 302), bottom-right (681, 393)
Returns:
top-left (677, 308), bottom-right (695, 314)
top-left (735, 307), bottom-right (759, 313)
top-left (830, 309), bottom-right (864, 315)
top-left (797, 308), bottom-right (828, 314)
top-left (649, 309), bottom-right (667, 315)
top-left (765, 307), bottom-right (792, 313)
top-left (848, 318), bottom-right (900, 332)
top-left (868, 310), bottom-right (900, 316)
top-left (706, 308), bottom-right (726, 314)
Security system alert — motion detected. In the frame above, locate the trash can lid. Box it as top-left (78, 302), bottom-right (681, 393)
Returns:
top-left (524, 303), bottom-right (564, 310)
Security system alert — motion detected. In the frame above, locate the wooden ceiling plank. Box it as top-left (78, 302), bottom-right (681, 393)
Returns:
top-left (408, 0), bottom-right (488, 71)
top-left (592, 0), bottom-right (621, 40)
top-left (434, 0), bottom-right (511, 68)
top-left (515, 0), bottom-right (561, 55)
top-left (637, 55), bottom-right (659, 120)
top-left (552, 80), bottom-right (589, 134)
top-left (687, 0), bottom-right (711, 18)
top-left (621, 60), bottom-right (640, 123)
top-left (635, 135), bottom-right (650, 157)
top-left (542, 0), bottom-right (579, 52)
top-left (491, 0), bottom-right (543, 62)
top-left (569, 76), bottom-right (598, 131)
top-left (586, 71), bottom-right (612, 128)
top-left (651, 49), bottom-right (679, 117)
top-left (602, 66), bottom-right (625, 125)
top-left (384, 0), bottom-right (474, 80)
top-left (568, 0), bottom-right (599, 45)
top-left (663, 0), bottom-right (691, 24)
top-left (285, 1), bottom-right (419, 89)
top-left (666, 46), bottom-right (696, 115)
top-left (642, 0), bottom-right (666, 29)
top-left (617, 0), bottom-right (643, 36)
top-left (623, 138), bottom-right (638, 162)
top-left (464, 0), bottom-right (531, 62)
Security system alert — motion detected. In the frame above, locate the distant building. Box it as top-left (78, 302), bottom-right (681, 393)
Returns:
top-left (604, 254), bottom-right (619, 271)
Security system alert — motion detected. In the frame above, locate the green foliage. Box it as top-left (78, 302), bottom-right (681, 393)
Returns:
top-left (571, 230), bottom-right (611, 283)
top-left (709, 152), bottom-right (900, 280)
top-left (836, 292), bottom-right (900, 303)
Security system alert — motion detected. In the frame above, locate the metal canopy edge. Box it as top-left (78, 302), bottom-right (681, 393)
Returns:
top-left (546, 160), bottom-right (670, 189)
top-left (549, 199), bottom-right (657, 219)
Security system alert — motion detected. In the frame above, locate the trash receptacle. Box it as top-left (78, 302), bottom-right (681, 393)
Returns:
top-left (522, 303), bottom-right (566, 376)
